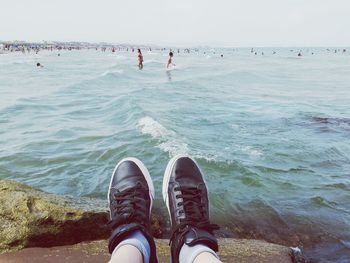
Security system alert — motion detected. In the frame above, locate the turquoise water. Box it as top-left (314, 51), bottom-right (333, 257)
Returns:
top-left (0, 48), bottom-right (349, 262)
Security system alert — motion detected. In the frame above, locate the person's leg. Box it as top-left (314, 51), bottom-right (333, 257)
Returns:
top-left (162, 155), bottom-right (222, 263)
top-left (107, 157), bottom-right (158, 263)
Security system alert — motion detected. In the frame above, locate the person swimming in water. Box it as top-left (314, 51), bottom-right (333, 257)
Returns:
top-left (36, 62), bottom-right (43, 68)
top-left (167, 51), bottom-right (175, 68)
top-left (137, 49), bottom-right (143, 70)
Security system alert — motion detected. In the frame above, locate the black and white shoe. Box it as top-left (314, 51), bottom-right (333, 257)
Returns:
top-left (162, 155), bottom-right (219, 263)
top-left (108, 157), bottom-right (158, 263)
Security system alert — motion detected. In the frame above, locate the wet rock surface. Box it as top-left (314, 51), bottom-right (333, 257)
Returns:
top-left (0, 180), bottom-right (109, 253)
top-left (0, 239), bottom-right (293, 263)
top-left (0, 180), bottom-right (162, 253)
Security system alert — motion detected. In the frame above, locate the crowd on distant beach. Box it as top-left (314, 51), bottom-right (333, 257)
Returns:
top-left (0, 43), bottom-right (84, 54)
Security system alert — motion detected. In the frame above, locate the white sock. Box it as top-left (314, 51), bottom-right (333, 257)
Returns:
top-left (112, 230), bottom-right (151, 263)
top-left (179, 243), bottom-right (219, 263)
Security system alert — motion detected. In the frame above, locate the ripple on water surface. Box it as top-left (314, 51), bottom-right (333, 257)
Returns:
top-left (0, 49), bottom-right (350, 262)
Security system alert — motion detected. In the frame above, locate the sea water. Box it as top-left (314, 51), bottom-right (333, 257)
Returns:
top-left (0, 48), bottom-right (349, 262)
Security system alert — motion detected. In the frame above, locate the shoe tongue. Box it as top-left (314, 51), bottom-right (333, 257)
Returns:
top-left (114, 179), bottom-right (145, 193)
top-left (113, 184), bottom-right (133, 193)
top-left (183, 227), bottom-right (218, 252)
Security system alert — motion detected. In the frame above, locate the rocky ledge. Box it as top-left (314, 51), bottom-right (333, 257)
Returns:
top-left (0, 180), bottom-right (302, 262)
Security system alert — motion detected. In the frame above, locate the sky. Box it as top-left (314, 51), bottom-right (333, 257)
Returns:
top-left (0, 0), bottom-right (349, 47)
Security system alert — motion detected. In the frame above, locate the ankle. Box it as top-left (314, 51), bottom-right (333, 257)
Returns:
top-left (111, 230), bottom-right (150, 263)
top-left (170, 226), bottom-right (219, 263)
top-left (110, 244), bottom-right (143, 263)
top-left (180, 243), bottom-right (220, 263)
top-left (193, 251), bottom-right (221, 263)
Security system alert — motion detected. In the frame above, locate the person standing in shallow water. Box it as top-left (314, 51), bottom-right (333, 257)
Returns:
top-left (137, 49), bottom-right (143, 70)
top-left (167, 51), bottom-right (175, 68)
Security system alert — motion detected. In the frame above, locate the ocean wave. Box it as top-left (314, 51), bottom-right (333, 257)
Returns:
top-left (143, 59), bottom-right (162, 65)
top-left (113, 55), bottom-right (127, 60)
top-left (310, 196), bottom-right (337, 208)
top-left (324, 183), bottom-right (349, 190)
top-left (310, 116), bottom-right (350, 132)
top-left (99, 69), bottom-right (124, 77)
top-left (192, 153), bottom-right (220, 163)
top-left (46, 68), bottom-right (126, 92)
top-left (238, 145), bottom-right (263, 158)
top-left (136, 117), bottom-right (263, 163)
top-left (13, 60), bottom-right (31, 65)
top-left (0, 60), bottom-right (33, 66)
top-left (137, 116), bottom-right (188, 157)
top-left (106, 53), bottom-right (126, 58)
top-left (193, 145), bottom-right (264, 161)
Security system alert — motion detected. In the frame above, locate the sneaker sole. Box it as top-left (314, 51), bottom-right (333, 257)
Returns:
top-left (108, 157), bottom-right (155, 219)
top-left (162, 154), bottom-right (208, 223)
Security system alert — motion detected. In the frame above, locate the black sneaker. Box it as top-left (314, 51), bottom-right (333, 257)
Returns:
top-left (162, 155), bottom-right (219, 263)
top-left (108, 157), bottom-right (158, 263)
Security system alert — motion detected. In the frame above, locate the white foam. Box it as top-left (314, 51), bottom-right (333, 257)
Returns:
top-left (143, 59), bottom-right (161, 65)
top-left (100, 69), bottom-right (123, 77)
top-left (166, 64), bottom-right (176, 71)
top-left (192, 153), bottom-right (218, 162)
top-left (137, 116), bottom-right (188, 157)
top-left (159, 141), bottom-right (189, 157)
top-left (138, 116), bottom-right (174, 138)
top-left (239, 145), bottom-right (263, 157)
top-left (137, 117), bottom-right (261, 162)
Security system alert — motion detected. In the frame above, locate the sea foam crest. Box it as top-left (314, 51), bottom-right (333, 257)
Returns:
top-left (100, 69), bottom-right (123, 77)
top-left (137, 116), bottom-right (188, 157)
top-left (239, 145), bottom-right (263, 157)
